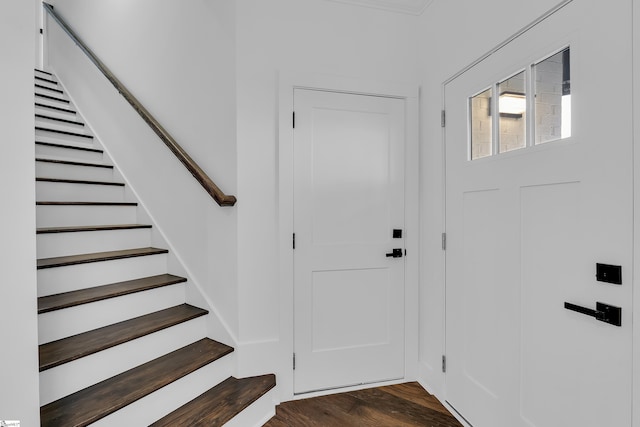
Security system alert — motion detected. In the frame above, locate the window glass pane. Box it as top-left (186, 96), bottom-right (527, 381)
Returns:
top-left (534, 48), bottom-right (570, 144)
top-left (470, 88), bottom-right (492, 160)
top-left (498, 71), bottom-right (526, 153)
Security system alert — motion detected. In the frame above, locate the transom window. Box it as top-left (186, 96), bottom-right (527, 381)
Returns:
top-left (469, 47), bottom-right (571, 160)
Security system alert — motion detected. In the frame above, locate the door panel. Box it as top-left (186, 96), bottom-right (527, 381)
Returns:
top-left (445, 1), bottom-right (633, 426)
top-left (293, 89), bottom-right (405, 394)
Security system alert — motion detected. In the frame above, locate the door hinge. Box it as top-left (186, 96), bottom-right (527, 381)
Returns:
top-left (293, 353), bottom-right (296, 370)
top-left (442, 355), bottom-right (446, 373)
top-left (293, 233), bottom-right (296, 250)
top-left (293, 111), bottom-right (296, 129)
top-left (441, 110), bottom-right (446, 127)
top-left (442, 232), bottom-right (447, 250)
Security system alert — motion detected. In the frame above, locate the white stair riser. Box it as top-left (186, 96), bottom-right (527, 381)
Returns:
top-left (36, 161), bottom-right (114, 182)
top-left (36, 144), bottom-right (104, 162)
top-left (39, 316), bottom-right (209, 405)
top-left (38, 283), bottom-right (186, 344)
top-left (35, 118), bottom-right (87, 134)
top-left (36, 205), bottom-right (137, 227)
top-left (37, 254), bottom-right (167, 296)
top-left (92, 353), bottom-right (234, 426)
top-left (36, 128), bottom-right (94, 144)
top-left (35, 77), bottom-right (59, 86)
top-left (35, 106), bottom-right (78, 121)
top-left (37, 228), bottom-right (151, 258)
top-left (36, 181), bottom-right (125, 202)
top-left (224, 388), bottom-right (277, 427)
top-left (35, 86), bottom-right (65, 97)
top-left (34, 95), bottom-right (70, 108)
top-left (35, 85), bottom-right (60, 95)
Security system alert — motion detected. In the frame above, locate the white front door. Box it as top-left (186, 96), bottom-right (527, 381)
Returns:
top-left (293, 89), bottom-right (405, 394)
top-left (445, 1), bottom-right (633, 426)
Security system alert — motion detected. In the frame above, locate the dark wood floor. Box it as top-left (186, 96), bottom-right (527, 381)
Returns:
top-left (263, 382), bottom-right (463, 427)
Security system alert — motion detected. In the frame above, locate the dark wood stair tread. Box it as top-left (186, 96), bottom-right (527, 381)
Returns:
top-left (35, 68), bottom-right (53, 76)
top-left (36, 158), bottom-right (112, 169)
top-left (38, 274), bottom-right (186, 314)
top-left (35, 114), bottom-right (84, 126)
top-left (150, 375), bottom-right (276, 427)
top-left (36, 83), bottom-right (64, 94)
top-left (36, 177), bottom-right (124, 186)
top-left (35, 102), bottom-right (76, 114)
top-left (40, 338), bottom-right (233, 427)
top-left (37, 224), bottom-right (150, 234)
top-left (36, 93), bottom-right (70, 103)
top-left (36, 141), bottom-right (102, 153)
top-left (37, 247), bottom-right (168, 270)
top-left (36, 126), bottom-right (93, 139)
top-left (37, 201), bottom-right (137, 206)
top-left (39, 304), bottom-right (209, 371)
top-left (35, 75), bottom-right (57, 85)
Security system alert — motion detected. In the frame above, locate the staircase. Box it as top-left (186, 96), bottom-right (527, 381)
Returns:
top-left (34, 69), bottom-right (276, 426)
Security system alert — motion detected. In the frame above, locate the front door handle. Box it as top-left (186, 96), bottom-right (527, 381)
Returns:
top-left (564, 301), bottom-right (622, 326)
top-left (386, 248), bottom-right (403, 258)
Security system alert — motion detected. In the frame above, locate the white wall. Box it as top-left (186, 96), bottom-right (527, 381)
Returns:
top-left (234, 0), bottom-right (419, 373)
top-left (416, 0), bottom-right (597, 397)
top-left (0, 1), bottom-right (40, 425)
top-left (46, 0), bottom-right (240, 340)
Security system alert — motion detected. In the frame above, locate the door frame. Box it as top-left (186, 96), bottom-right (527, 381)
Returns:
top-left (277, 71), bottom-right (420, 401)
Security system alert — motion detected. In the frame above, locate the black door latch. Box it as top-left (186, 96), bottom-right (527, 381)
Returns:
top-left (564, 301), bottom-right (622, 326)
top-left (386, 249), bottom-right (403, 258)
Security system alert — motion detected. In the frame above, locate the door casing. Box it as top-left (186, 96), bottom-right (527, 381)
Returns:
top-left (278, 72), bottom-right (420, 401)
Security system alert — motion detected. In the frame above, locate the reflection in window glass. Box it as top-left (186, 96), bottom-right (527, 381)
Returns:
top-left (498, 71), bottom-right (526, 153)
top-left (534, 48), bottom-right (570, 144)
top-left (470, 88), bottom-right (492, 160)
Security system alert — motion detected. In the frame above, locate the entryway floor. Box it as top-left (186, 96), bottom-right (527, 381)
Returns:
top-left (263, 382), bottom-right (463, 426)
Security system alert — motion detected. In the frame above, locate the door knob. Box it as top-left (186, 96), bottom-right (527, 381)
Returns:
top-left (564, 301), bottom-right (622, 326)
top-left (386, 249), bottom-right (403, 258)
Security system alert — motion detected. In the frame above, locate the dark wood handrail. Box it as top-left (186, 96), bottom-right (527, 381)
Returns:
top-left (43, 3), bottom-right (237, 207)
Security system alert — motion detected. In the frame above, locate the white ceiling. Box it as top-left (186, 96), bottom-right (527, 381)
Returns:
top-left (323, 0), bottom-right (434, 15)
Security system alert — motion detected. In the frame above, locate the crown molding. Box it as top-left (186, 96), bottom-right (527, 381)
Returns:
top-left (323, 0), bottom-right (434, 15)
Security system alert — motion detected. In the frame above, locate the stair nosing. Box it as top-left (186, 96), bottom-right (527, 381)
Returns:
top-left (35, 93), bottom-right (70, 103)
top-left (37, 224), bottom-right (151, 234)
top-left (38, 304), bottom-right (210, 372)
top-left (35, 114), bottom-right (84, 126)
top-left (35, 83), bottom-right (64, 94)
top-left (35, 102), bottom-right (76, 114)
top-left (37, 247), bottom-right (168, 270)
top-left (38, 274), bottom-right (186, 314)
top-left (149, 375), bottom-right (276, 427)
top-left (35, 158), bottom-right (113, 169)
top-left (40, 338), bottom-right (233, 427)
top-left (35, 76), bottom-right (58, 85)
top-left (36, 126), bottom-right (93, 139)
top-left (36, 177), bottom-right (125, 187)
top-left (36, 141), bottom-right (103, 153)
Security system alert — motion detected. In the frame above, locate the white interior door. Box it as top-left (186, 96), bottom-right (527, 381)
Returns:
top-left (293, 89), bottom-right (405, 394)
top-left (444, 2), bottom-right (633, 426)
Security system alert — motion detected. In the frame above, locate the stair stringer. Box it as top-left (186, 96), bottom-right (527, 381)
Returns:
top-left (45, 38), bottom-right (241, 349)
top-left (48, 67), bottom-right (238, 351)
